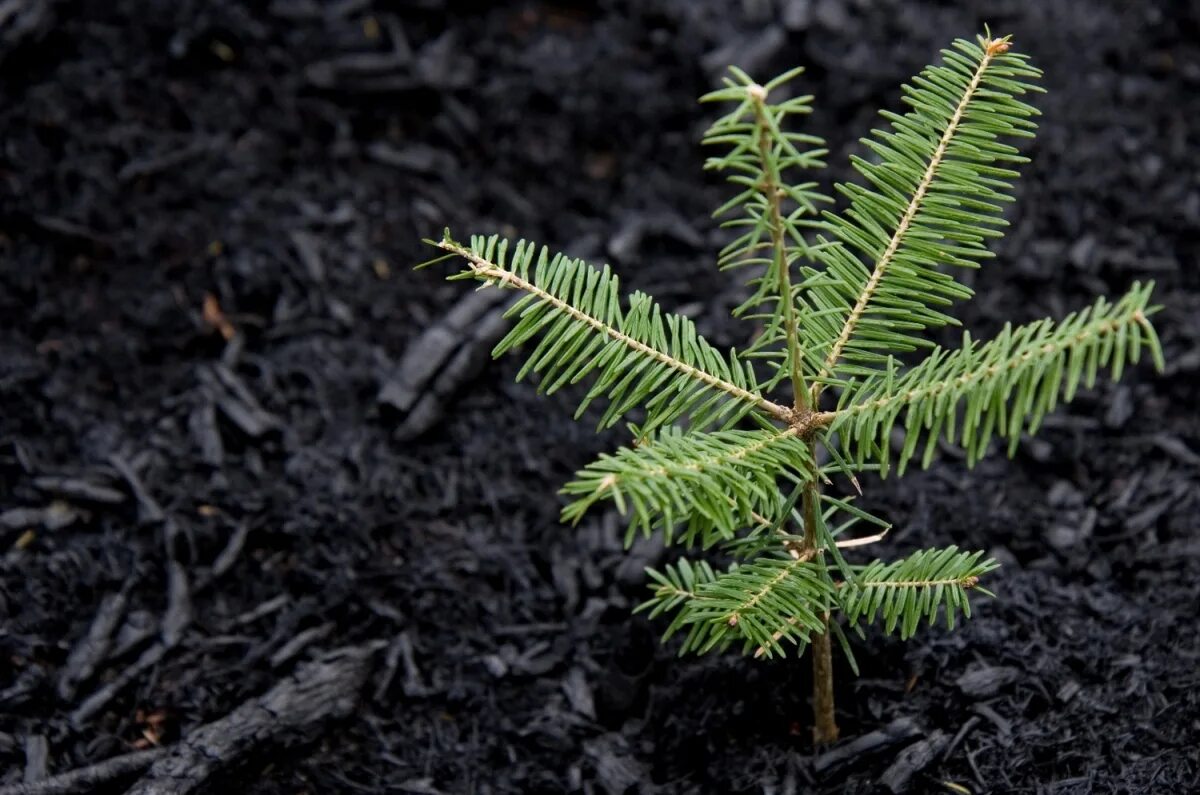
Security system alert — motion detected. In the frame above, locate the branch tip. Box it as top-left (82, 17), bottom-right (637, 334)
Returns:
top-left (985, 38), bottom-right (1011, 56)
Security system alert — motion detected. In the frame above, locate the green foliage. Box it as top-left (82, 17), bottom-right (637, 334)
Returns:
top-left (560, 426), bottom-right (815, 548)
top-left (801, 37), bottom-right (1045, 389)
top-left (425, 233), bottom-right (780, 433)
top-left (701, 66), bottom-right (831, 389)
top-left (421, 30), bottom-right (1165, 672)
top-left (833, 284), bottom-right (1163, 474)
top-left (838, 547), bottom-right (998, 640)
top-left (639, 554), bottom-right (837, 658)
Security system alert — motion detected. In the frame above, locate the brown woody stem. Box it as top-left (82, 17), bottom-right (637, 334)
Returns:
top-left (801, 442), bottom-right (839, 744)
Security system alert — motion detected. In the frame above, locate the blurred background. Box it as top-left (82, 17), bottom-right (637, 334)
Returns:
top-left (0, 1), bottom-right (1197, 793)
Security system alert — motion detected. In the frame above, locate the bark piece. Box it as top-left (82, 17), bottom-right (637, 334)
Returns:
top-left (379, 289), bottom-right (513, 439)
top-left (124, 644), bottom-right (381, 795)
top-left (0, 749), bottom-right (165, 795)
top-left (57, 591), bottom-right (128, 701)
top-left (813, 717), bottom-right (921, 774)
top-left (880, 730), bottom-right (950, 793)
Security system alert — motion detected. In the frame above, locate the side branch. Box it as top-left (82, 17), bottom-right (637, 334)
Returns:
top-left (838, 306), bottom-right (1147, 420)
top-left (438, 240), bottom-right (793, 422)
top-left (601, 427), bottom-right (801, 487)
top-left (811, 39), bottom-right (1001, 397)
top-left (726, 552), bottom-right (814, 628)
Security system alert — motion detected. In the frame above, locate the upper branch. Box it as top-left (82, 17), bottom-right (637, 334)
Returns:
top-left (800, 33), bottom-right (1043, 395)
top-left (434, 236), bottom-right (793, 427)
top-left (813, 41), bottom-right (997, 395)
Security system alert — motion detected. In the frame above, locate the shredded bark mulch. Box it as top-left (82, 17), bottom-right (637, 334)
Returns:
top-left (1, 1), bottom-right (1197, 792)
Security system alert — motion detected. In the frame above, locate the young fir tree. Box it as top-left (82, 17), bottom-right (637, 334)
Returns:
top-left (419, 31), bottom-right (1163, 743)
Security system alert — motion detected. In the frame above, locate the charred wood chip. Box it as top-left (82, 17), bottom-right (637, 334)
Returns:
top-left (941, 716), bottom-right (982, 763)
top-left (955, 665), bottom-right (1021, 698)
top-left (782, 0), bottom-right (813, 30)
top-left (304, 42), bottom-right (414, 92)
top-left (233, 594), bottom-right (289, 626)
top-left (880, 730), bottom-right (949, 793)
top-left (0, 0), bottom-right (57, 57)
top-left (161, 560), bottom-right (192, 647)
top-left (117, 136), bottom-right (228, 184)
top-left (1057, 679), bottom-right (1082, 704)
top-left (111, 609), bottom-right (159, 659)
top-left (2, 500), bottom-right (84, 532)
top-left (1, 506), bottom-right (55, 531)
top-left (209, 523), bottom-right (250, 579)
top-left (415, 31), bottom-right (474, 90)
top-left (0, 664), bottom-right (47, 710)
top-left (70, 643), bottom-right (168, 726)
top-left (582, 734), bottom-right (645, 795)
top-left (607, 211), bottom-right (704, 262)
top-left (188, 400), bottom-right (224, 466)
top-left (813, 717), bottom-right (922, 774)
top-left (32, 477), bottom-right (125, 506)
top-left (57, 590), bottom-right (129, 701)
top-left (123, 643), bottom-right (382, 795)
top-left (970, 702), bottom-right (1014, 746)
top-left (200, 365), bottom-right (281, 440)
top-left (289, 230), bottom-right (326, 283)
top-left (366, 142), bottom-right (451, 175)
top-left (561, 667), bottom-right (596, 720)
top-left (700, 25), bottom-right (785, 78)
top-left (269, 622), bottom-right (335, 668)
top-left (1153, 433), bottom-right (1200, 467)
top-left (379, 290), bottom-right (514, 440)
top-left (1126, 495), bottom-right (1177, 533)
top-left (0, 748), bottom-right (166, 795)
top-left (375, 631), bottom-right (430, 700)
top-left (107, 455), bottom-right (164, 524)
top-left (23, 734), bottom-right (49, 783)
top-left (1104, 385), bottom-right (1135, 428)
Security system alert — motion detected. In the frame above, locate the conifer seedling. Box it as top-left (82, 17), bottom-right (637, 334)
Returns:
top-left (419, 31), bottom-right (1164, 743)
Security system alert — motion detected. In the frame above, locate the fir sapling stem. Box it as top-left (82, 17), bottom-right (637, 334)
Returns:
top-left (802, 442), bottom-right (839, 743)
top-left (748, 83), bottom-right (809, 412)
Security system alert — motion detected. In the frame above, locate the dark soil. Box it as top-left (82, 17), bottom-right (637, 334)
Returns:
top-left (1, 1), bottom-right (1198, 793)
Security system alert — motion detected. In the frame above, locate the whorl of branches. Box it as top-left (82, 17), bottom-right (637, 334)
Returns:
top-left (422, 31), bottom-right (1166, 663)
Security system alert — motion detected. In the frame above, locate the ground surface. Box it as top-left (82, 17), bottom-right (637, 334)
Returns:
top-left (1, 1), bottom-right (1198, 793)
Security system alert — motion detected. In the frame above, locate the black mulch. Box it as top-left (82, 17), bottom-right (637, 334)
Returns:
top-left (1, 1), bottom-right (1198, 793)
